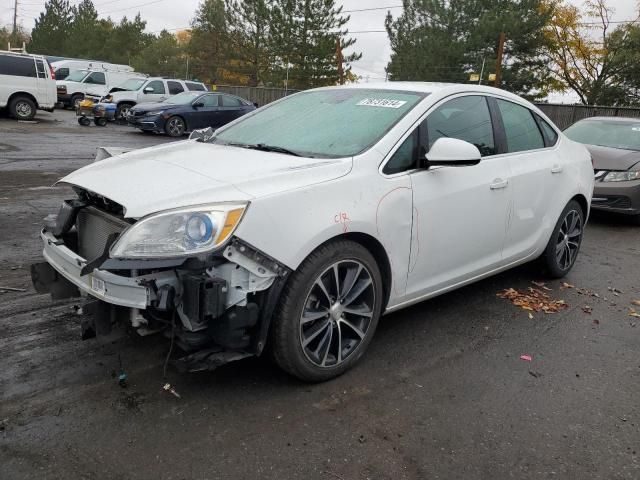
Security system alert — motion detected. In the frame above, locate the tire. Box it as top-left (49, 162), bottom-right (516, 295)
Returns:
top-left (165, 116), bottom-right (186, 137)
top-left (271, 240), bottom-right (384, 382)
top-left (116, 103), bottom-right (133, 123)
top-left (94, 117), bottom-right (107, 127)
top-left (9, 96), bottom-right (36, 120)
top-left (541, 200), bottom-right (585, 278)
top-left (71, 94), bottom-right (84, 110)
top-left (78, 116), bottom-right (91, 126)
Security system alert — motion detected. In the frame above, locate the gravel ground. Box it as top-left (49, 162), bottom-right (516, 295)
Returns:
top-left (1, 109), bottom-right (639, 480)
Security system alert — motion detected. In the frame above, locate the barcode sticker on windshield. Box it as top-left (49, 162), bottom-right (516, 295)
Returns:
top-left (357, 98), bottom-right (407, 109)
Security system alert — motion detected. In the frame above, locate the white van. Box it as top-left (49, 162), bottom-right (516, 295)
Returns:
top-left (51, 59), bottom-right (133, 81)
top-left (0, 50), bottom-right (56, 120)
top-left (86, 77), bottom-right (207, 120)
top-left (56, 68), bottom-right (146, 109)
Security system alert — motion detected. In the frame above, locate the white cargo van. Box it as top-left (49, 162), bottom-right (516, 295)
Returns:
top-left (0, 50), bottom-right (57, 120)
top-left (56, 67), bottom-right (146, 109)
top-left (51, 60), bottom-right (134, 81)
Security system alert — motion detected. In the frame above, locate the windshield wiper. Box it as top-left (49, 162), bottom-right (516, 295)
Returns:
top-left (246, 143), bottom-right (302, 157)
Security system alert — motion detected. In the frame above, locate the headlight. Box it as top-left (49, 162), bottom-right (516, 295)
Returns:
top-left (602, 169), bottom-right (640, 182)
top-left (110, 203), bottom-right (248, 258)
top-left (146, 110), bottom-right (164, 116)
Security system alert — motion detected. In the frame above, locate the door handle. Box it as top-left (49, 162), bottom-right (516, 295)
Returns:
top-left (551, 164), bottom-right (563, 174)
top-left (490, 178), bottom-right (508, 190)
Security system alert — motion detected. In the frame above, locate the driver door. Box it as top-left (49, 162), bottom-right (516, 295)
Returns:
top-left (404, 95), bottom-right (512, 299)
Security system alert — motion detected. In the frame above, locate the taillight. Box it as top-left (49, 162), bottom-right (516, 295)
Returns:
top-left (48, 63), bottom-right (55, 80)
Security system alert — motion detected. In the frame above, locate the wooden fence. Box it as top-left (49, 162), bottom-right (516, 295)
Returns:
top-left (534, 103), bottom-right (640, 130)
top-left (213, 85), bottom-right (298, 106)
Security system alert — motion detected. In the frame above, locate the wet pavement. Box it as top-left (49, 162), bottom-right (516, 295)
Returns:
top-left (1, 110), bottom-right (639, 479)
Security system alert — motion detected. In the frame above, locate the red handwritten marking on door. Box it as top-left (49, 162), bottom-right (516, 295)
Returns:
top-left (334, 212), bottom-right (351, 232)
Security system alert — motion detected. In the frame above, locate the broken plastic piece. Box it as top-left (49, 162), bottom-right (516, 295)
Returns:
top-left (163, 383), bottom-right (181, 398)
top-left (520, 354), bottom-right (532, 362)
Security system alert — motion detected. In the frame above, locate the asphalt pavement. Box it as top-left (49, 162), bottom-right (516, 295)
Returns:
top-left (0, 109), bottom-right (638, 480)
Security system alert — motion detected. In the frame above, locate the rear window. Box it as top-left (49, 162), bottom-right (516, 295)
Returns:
top-left (185, 81), bottom-right (205, 91)
top-left (0, 54), bottom-right (37, 78)
top-left (168, 81), bottom-right (184, 95)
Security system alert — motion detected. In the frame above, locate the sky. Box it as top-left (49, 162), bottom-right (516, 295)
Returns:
top-left (2, 0), bottom-right (638, 100)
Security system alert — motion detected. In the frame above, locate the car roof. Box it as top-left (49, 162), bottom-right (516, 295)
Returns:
top-left (577, 116), bottom-right (640, 123)
top-left (146, 77), bottom-right (205, 84)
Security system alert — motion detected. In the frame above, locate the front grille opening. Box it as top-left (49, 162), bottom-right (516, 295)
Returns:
top-left (76, 206), bottom-right (130, 261)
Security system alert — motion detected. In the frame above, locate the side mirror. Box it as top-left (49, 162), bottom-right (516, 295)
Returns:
top-left (425, 137), bottom-right (481, 167)
top-left (143, 86), bottom-right (154, 94)
top-left (192, 101), bottom-right (204, 108)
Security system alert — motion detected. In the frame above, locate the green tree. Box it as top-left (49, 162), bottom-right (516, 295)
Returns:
top-left (0, 26), bottom-right (30, 50)
top-left (102, 14), bottom-right (151, 65)
top-left (132, 30), bottom-right (186, 77)
top-left (64, 0), bottom-right (106, 59)
top-left (386, 0), bottom-right (554, 100)
top-left (30, 0), bottom-right (74, 56)
top-left (189, 0), bottom-right (230, 83)
top-left (611, 23), bottom-right (640, 105)
top-left (270, 0), bottom-right (361, 89)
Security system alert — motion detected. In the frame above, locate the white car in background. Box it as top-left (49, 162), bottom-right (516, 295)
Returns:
top-left (0, 50), bottom-right (56, 120)
top-left (31, 83), bottom-right (594, 382)
top-left (56, 67), bottom-right (147, 109)
top-left (85, 77), bottom-right (208, 120)
top-left (50, 59), bottom-right (134, 81)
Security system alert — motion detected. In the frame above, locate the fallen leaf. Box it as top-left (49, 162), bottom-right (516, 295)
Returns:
top-left (497, 287), bottom-right (568, 314)
top-left (561, 282), bottom-right (575, 289)
top-left (593, 319), bottom-right (600, 325)
top-left (630, 312), bottom-right (640, 319)
top-left (528, 312), bottom-right (534, 319)
top-left (581, 306), bottom-right (593, 314)
top-left (631, 300), bottom-right (640, 307)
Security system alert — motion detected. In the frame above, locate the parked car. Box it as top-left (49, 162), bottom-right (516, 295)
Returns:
top-left (0, 50), bottom-right (56, 120)
top-left (56, 67), bottom-right (146, 109)
top-left (126, 91), bottom-right (255, 136)
top-left (31, 83), bottom-right (593, 382)
top-left (564, 116), bottom-right (640, 224)
top-left (86, 77), bottom-right (208, 120)
top-left (50, 59), bottom-right (134, 81)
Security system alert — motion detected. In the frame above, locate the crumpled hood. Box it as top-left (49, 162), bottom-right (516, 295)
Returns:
top-left (587, 144), bottom-right (640, 171)
top-left (59, 141), bottom-right (352, 218)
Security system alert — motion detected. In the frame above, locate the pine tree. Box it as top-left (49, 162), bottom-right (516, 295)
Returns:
top-left (103, 14), bottom-right (151, 65)
top-left (270, 0), bottom-right (361, 89)
top-left (132, 30), bottom-right (186, 78)
top-left (30, 0), bottom-right (74, 56)
top-left (65, 0), bottom-right (104, 60)
top-left (189, 0), bottom-right (230, 83)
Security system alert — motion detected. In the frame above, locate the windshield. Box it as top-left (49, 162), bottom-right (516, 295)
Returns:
top-left (565, 119), bottom-right (640, 152)
top-left (213, 88), bottom-right (426, 158)
top-left (165, 92), bottom-right (202, 105)
top-left (65, 70), bottom-right (89, 82)
top-left (118, 78), bottom-right (146, 91)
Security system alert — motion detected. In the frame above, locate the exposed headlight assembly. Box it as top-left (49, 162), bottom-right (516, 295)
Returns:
top-left (110, 203), bottom-right (248, 258)
top-left (602, 168), bottom-right (640, 182)
top-left (146, 110), bottom-right (164, 116)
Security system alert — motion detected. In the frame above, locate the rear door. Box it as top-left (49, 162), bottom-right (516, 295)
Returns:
top-left (34, 59), bottom-right (53, 106)
top-left (492, 98), bottom-right (563, 261)
top-left (190, 94), bottom-right (222, 129)
top-left (167, 81), bottom-right (185, 97)
top-left (218, 94), bottom-right (249, 125)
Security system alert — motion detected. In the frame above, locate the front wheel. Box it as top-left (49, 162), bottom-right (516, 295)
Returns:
top-left (165, 116), bottom-right (185, 137)
top-left (271, 240), bottom-right (384, 382)
top-left (541, 200), bottom-right (585, 278)
top-left (116, 103), bottom-right (133, 123)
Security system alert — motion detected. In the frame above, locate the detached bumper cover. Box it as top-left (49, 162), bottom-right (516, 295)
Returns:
top-left (41, 229), bottom-right (150, 309)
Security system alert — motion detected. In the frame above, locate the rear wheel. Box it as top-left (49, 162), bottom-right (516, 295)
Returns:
top-left (541, 200), bottom-right (585, 278)
top-left (165, 116), bottom-right (186, 137)
top-left (94, 117), bottom-right (107, 127)
top-left (271, 240), bottom-right (383, 382)
top-left (9, 96), bottom-right (36, 120)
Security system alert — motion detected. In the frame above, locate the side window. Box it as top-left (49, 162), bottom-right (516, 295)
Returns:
top-left (427, 96), bottom-right (496, 156)
top-left (186, 81), bottom-right (206, 91)
top-left (146, 80), bottom-right (166, 94)
top-left (200, 95), bottom-right (219, 107)
top-left (221, 95), bottom-right (243, 107)
top-left (168, 81), bottom-right (184, 95)
top-left (36, 60), bottom-right (47, 78)
top-left (496, 99), bottom-right (544, 152)
top-left (534, 113), bottom-right (559, 147)
top-left (55, 68), bottom-right (69, 79)
top-left (383, 130), bottom-right (419, 175)
top-left (0, 54), bottom-right (37, 77)
top-left (85, 72), bottom-right (105, 85)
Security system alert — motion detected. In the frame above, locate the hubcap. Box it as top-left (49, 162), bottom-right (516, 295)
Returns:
top-left (555, 209), bottom-right (582, 270)
top-left (119, 106), bottom-right (130, 119)
top-left (16, 101), bottom-right (32, 118)
top-left (168, 118), bottom-right (184, 135)
top-left (300, 260), bottom-right (375, 368)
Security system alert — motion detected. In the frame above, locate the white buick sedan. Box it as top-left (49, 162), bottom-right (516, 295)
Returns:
top-left (32, 83), bottom-right (594, 381)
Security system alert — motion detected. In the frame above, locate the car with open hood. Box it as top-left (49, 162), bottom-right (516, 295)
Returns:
top-left (31, 82), bottom-right (594, 381)
top-left (564, 116), bottom-right (640, 224)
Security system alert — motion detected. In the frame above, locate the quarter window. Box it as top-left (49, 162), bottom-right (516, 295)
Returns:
top-left (427, 96), bottom-right (496, 156)
top-left (496, 99), bottom-right (544, 152)
top-left (146, 80), bottom-right (166, 94)
top-left (534, 114), bottom-right (558, 146)
top-left (221, 95), bottom-right (243, 107)
top-left (186, 81), bottom-right (206, 91)
top-left (384, 130), bottom-right (419, 174)
top-left (168, 81), bottom-right (184, 95)
top-left (35, 60), bottom-right (47, 78)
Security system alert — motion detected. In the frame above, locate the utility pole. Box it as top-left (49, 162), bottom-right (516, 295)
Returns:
top-left (12, 0), bottom-right (18, 40)
top-left (478, 57), bottom-right (486, 85)
top-left (335, 37), bottom-right (344, 85)
top-left (494, 32), bottom-right (505, 88)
